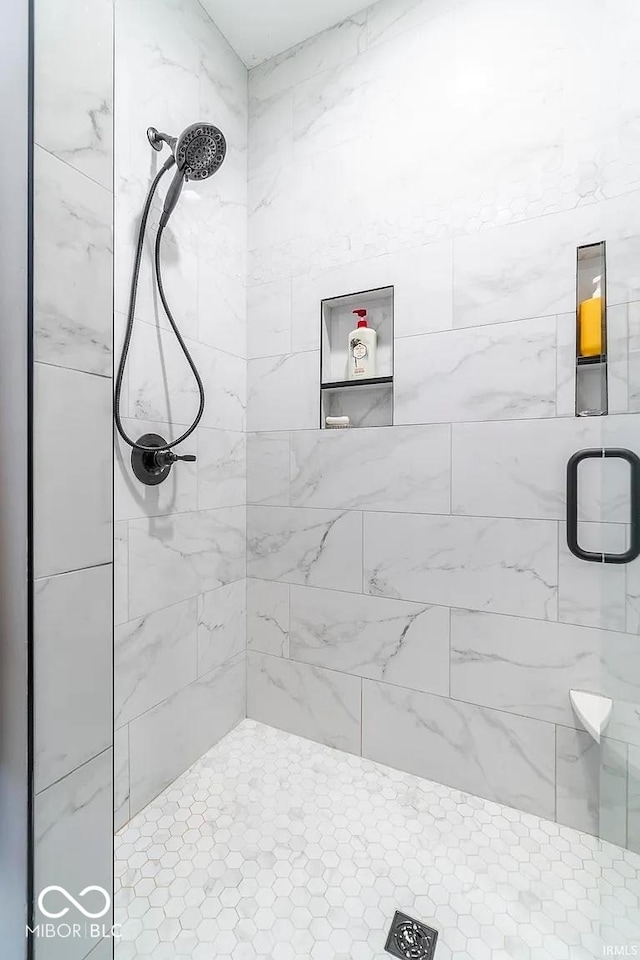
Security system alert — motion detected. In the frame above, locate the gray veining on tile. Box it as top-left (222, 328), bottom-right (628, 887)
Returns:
top-left (115, 597), bottom-right (198, 728)
top-left (197, 428), bottom-right (246, 509)
top-left (34, 147), bottom-right (113, 376)
top-left (290, 585), bottom-right (449, 695)
top-left (247, 578), bottom-right (290, 657)
top-left (247, 431), bottom-right (290, 505)
top-left (128, 506), bottom-right (246, 618)
top-left (34, 750), bottom-right (113, 960)
top-left (197, 579), bottom-right (246, 676)
top-left (362, 679), bottom-right (556, 819)
top-left (115, 725), bottom-right (130, 832)
top-left (128, 653), bottom-right (245, 816)
top-left (248, 505), bottom-right (363, 592)
top-left (248, 652), bottom-right (361, 755)
top-left (365, 512), bottom-right (558, 620)
top-left (290, 424), bottom-right (450, 514)
top-left (450, 608), bottom-right (640, 728)
top-left (395, 316), bottom-right (557, 425)
top-left (35, 0), bottom-right (113, 190)
top-left (555, 726), bottom-right (599, 835)
top-left (247, 351), bottom-right (319, 431)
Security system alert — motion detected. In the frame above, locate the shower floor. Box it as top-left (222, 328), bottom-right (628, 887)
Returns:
top-left (115, 719), bottom-right (639, 959)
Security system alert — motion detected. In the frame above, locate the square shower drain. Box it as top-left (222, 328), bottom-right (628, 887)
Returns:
top-left (384, 910), bottom-right (438, 960)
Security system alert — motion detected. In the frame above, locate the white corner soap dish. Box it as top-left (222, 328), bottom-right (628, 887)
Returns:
top-left (569, 690), bottom-right (613, 743)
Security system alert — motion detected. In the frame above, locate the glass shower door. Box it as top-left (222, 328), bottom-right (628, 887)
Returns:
top-left (596, 353), bottom-right (640, 952)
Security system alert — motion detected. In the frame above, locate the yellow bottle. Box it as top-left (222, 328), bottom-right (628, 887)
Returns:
top-left (579, 276), bottom-right (603, 357)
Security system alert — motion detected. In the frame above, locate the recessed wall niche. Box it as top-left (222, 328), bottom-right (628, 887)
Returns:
top-left (575, 241), bottom-right (607, 417)
top-left (320, 286), bottom-right (394, 429)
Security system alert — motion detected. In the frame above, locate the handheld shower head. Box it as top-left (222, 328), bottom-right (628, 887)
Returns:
top-left (176, 122), bottom-right (226, 180)
top-left (158, 122), bottom-right (227, 226)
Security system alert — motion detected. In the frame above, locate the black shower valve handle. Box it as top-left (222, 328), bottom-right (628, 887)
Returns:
top-left (153, 450), bottom-right (196, 469)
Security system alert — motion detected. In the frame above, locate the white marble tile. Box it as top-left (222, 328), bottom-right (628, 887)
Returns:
top-left (115, 415), bottom-right (198, 521)
top-left (453, 415), bottom-right (637, 525)
top-left (247, 578), bottom-right (290, 657)
top-left (248, 87), bottom-right (293, 181)
top-left (247, 279), bottom-right (292, 358)
top-left (600, 738), bottom-right (629, 849)
top-left (452, 208), bottom-right (594, 329)
top-left (34, 565), bottom-right (112, 793)
top-left (116, 219), bottom-right (199, 341)
top-left (627, 303), bottom-right (640, 413)
top-left (246, 431), bottom-right (290, 505)
top-left (392, 241), bottom-right (454, 338)
top-left (115, 597), bottom-right (198, 728)
top-left (290, 585), bottom-right (449, 696)
top-left (605, 193), bottom-right (640, 307)
top-left (607, 303), bottom-right (631, 415)
top-left (556, 311), bottom-right (579, 418)
top-left (626, 546), bottom-right (640, 635)
top-left (247, 652), bottom-right (361, 754)
top-left (248, 12), bottom-right (367, 100)
top-left (35, 0), bottom-right (113, 190)
top-left (559, 522), bottom-right (627, 631)
top-left (450, 608), bottom-right (640, 727)
top-left (366, 0), bottom-right (459, 49)
top-left (291, 424), bottom-right (450, 514)
top-left (128, 506), bottom-right (246, 618)
top-left (395, 316), bottom-right (557, 425)
top-left (365, 512), bottom-right (558, 620)
top-left (34, 148), bottom-right (112, 377)
top-left (195, 340), bottom-right (246, 433)
top-left (555, 727), bottom-right (599, 836)
top-left (362, 679), bottom-right (556, 819)
top-left (34, 749), bottom-right (112, 960)
top-left (628, 745), bottom-right (640, 854)
top-left (197, 428), bottom-right (246, 509)
top-left (34, 363), bottom-right (112, 578)
top-left (247, 351), bottom-right (319, 431)
top-left (126, 318), bottom-right (202, 428)
top-left (126, 323), bottom-right (244, 434)
top-left (128, 653), bottom-right (245, 816)
top-left (248, 505), bottom-right (362, 592)
top-left (197, 580), bottom-right (246, 676)
top-left (115, 725), bottom-right (130, 832)
top-left (115, 521), bottom-right (129, 625)
top-left (197, 262), bottom-right (246, 359)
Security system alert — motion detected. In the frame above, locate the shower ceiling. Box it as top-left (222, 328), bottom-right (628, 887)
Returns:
top-left (200, 0), bottom-right (369, 66)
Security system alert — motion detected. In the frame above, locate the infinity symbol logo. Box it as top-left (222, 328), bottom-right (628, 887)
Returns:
top-left (38, 886), bottom-right (111, 919)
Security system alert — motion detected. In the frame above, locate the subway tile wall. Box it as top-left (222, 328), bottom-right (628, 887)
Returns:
top-left (246, 0), bottom-right (640, 849)
top-left (113, 0), bottom-right (248, 826)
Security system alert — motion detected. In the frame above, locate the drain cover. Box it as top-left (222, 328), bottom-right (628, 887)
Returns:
top-left (384, 910), bottom-right (438, 960)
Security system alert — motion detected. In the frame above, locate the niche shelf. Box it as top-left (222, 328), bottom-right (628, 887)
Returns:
top-left (320, 286), bottom-right (393, 429)
top-left (575, 241), bottom-right (608, 417)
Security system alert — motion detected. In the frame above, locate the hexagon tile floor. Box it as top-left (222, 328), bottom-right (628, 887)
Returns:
top-left (115, 719), bottom-right (640, 959)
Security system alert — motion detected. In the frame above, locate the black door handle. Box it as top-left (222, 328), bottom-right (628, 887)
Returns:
top-left (566, 448), bottom-right (640, 563)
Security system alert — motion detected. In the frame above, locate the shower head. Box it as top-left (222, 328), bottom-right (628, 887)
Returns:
top-left (153, 121), bottom-right (227, 227)
top-left (175, 122), bottom-right (226, 181)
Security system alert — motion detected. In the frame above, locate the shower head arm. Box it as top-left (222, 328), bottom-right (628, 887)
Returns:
top-left (147, 126), bottom-right (177, 153)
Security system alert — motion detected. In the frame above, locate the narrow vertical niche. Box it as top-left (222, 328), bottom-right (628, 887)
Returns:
top-left (575, 241), bottom-right (607, 417)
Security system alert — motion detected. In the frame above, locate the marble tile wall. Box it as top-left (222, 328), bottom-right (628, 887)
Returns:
top-left (113, 0), bottom-right (248, 826)
top-left (246, 0), bottom-right (640, 848)
top-left (33, 0), bottom-right (114, 955)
